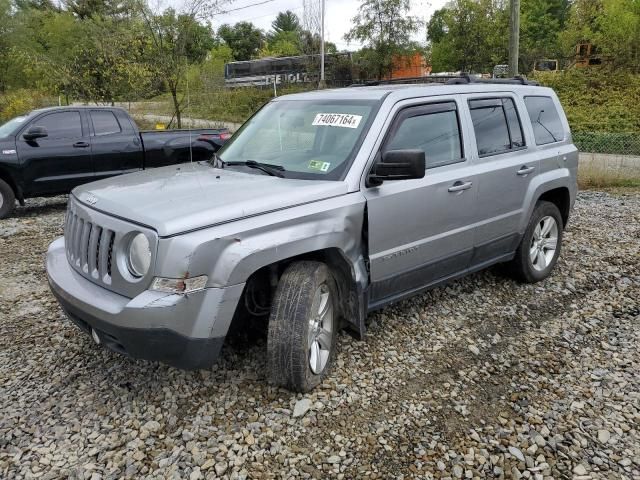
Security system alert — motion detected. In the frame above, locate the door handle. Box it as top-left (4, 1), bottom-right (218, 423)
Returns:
top-left (448, 181), bottom-right (473, 193)
top-left (73, 141), bottom-right (90, 148)
top-left (517, 165), bottom-right (536, 176)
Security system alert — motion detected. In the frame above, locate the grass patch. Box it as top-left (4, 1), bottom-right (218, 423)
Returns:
top-left (578, 162), bottom-right (640, 190)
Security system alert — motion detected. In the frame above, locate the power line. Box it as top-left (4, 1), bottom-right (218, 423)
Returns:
top-left (212, 0), bottom-right (276, 16)
top-left (211, 5), bottom-right (304, 24)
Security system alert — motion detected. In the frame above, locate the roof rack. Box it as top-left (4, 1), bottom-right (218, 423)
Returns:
top-left (445, 73), bottom-right (539, 86)
top-left (348, 74), bottom-right (539, 87)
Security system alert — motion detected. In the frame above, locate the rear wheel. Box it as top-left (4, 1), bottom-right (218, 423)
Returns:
top-left (507, 201), bottom-right (563, 283)
top-left (267, 261), bottom-right (337, 392)
top-left (0, 179), bottom-right (16, 219)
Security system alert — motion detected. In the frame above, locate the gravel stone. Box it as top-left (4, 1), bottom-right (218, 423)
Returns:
top-left (509, 447), bottom-right (525, 463)
top-left (292, 398), bottom-right (312, 418)
top-left (1, 191), bottom-right (639, 479)
top-left (597, 429), bottom-right (611, 444)
top-left (573, 464), bottom-right (588, 475)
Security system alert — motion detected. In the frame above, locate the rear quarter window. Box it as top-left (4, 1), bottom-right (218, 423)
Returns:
top-left (524, 96), bottom-right (564, 145)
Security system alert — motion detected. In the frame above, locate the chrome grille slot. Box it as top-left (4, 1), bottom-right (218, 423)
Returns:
top-left (72, 218), bottom-right (84, 267)
top-left (80, 222), bottom-right (92, 273)
top-left (88, 226), bottom-right (101, 278)
top-left (107, 233), bottom-right (115, 278)
top-left (98, 228), bottom-right (114, 284)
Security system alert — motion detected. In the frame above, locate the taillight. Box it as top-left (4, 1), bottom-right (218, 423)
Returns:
top-left (197, 132), bottom-right (230, 141)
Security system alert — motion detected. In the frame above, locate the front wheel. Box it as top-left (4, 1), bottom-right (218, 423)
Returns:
top-left (0, 179), bottom-right (16, 219)
top-left (267, 261), bottom-right (337, 392)
top-left (507, 201), bottom-right (563, 283)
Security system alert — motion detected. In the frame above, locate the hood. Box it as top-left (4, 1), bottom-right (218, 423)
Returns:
top-left (73, 163), bottom-right (349, 237)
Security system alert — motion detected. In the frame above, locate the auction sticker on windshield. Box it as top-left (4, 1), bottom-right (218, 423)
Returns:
top-left (308, 160), bottom-right (331, 172)
top-left (312, 113), bottom-right (363, 129)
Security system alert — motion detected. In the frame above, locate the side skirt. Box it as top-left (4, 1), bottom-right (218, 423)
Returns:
top-left (366, 251), bottom-right (515, 313)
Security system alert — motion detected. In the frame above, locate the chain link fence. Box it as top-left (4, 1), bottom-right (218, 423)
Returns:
top-left (573, 132), bottom-right (640, 156)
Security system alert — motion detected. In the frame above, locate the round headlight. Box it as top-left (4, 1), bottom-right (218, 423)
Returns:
top-left (128, 233), bottom-right (151, 277)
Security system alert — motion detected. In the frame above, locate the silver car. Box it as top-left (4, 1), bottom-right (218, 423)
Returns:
top-left (47, 80), bottom-right (578, 392)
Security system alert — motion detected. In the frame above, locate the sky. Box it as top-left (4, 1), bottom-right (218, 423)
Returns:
top-left (203, 0), bottom-right (450, 50)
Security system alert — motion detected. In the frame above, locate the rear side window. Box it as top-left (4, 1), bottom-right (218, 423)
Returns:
top-left (33, 112), bottom-right (82, 138)
top-left (469, 98), bottom-right (525, 156)
top-left (386, 102), bottom-right (463, 168)
top-left (524, 96), bottom-right (564, 145)
top-left (91, 110), bottom-right (121, 136)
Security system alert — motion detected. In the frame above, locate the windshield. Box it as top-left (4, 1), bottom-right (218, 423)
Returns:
top-left (218, 99), bottom-right (378, 180)
top-left (0, 115), bottom-right (28, 138)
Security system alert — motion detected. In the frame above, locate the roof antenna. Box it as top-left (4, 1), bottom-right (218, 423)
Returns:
top-left (187, 58), bottom-right (193, 165)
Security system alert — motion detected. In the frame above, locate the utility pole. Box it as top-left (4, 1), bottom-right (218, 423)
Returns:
top-left (509, 0), bottom-right (520, 77)
top-left (319, 0), bottom-right (326, 88)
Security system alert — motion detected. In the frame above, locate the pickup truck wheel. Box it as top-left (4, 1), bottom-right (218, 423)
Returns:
top-left (508, 201), bottom-right (563, 283)
top-left (0, 179), bottom-right (16, 219)
top-left (267, 261), bottom-right (337, 392)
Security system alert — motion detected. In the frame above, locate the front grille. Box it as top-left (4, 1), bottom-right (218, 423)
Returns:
top-left (65, 211), bottom-right (115, 284)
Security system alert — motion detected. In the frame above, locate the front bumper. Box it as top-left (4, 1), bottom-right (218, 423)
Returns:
top-left (46, 237), bottom-right (245, 369)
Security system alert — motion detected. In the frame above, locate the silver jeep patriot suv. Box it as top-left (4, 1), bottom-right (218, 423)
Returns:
top-left (47, 79), bottom-right (578, 392)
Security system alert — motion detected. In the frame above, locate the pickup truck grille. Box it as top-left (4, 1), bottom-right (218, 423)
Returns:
top-left (65, 211), bottom-right (115, 285)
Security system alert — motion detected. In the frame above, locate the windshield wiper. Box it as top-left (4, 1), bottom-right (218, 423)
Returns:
top-left (223, 160), bottom-right (286, 178)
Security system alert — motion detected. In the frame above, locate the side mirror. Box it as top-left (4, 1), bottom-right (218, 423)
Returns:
top-left (368, 149), bottom-right (426, 187)
top-left (23, 126), bottom-right (48, 141)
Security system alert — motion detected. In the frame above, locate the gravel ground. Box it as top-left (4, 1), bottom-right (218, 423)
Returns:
top-left (0, 191), bottom-right (639, 480)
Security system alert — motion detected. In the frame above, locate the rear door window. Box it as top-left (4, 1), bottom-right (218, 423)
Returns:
top-left (524, 96), bottom-right (564, 145)
top-left (91, 111), bottom-right (122, 136)
top-left (469, 98), bottom-right (525, 156)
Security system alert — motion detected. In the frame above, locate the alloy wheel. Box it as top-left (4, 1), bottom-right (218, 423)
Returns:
top-left (529, 215), bottom-right (559, 271)
top-left (308, 283), bottom-right (333, 375)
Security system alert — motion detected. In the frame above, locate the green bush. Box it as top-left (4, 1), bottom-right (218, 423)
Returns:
top-left (187, 84), bottom-right (314, 124)
top-left (0, 89), bottom-right (55, 122)
top-left (533, 70), bottom-right (640, 154)
top-left (535, 69), bottom-right (640, 134)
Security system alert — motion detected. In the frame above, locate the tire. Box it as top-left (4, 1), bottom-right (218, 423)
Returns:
top-left (0, 178), bottom-right (16, 219)
top-left (267, 261), bottom-right (338, 392)
top-left (507, 201), bottom-right (564, 283)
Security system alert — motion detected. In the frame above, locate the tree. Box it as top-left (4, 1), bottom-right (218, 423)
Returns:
top-left (596, 0), bottom-right (640, 71)
top-left (13, 0), bottom-right (57, 11)
top-left (260, 30), bottom-right (301, 57)
top-left (560, 0), bottom-right (640, 72)
top-left (520, 0), bottom-right (570, 72)
top-left (141, 7), bottom-right (215, 126)
top-left (271, 10), bottom-right (300, 35)
top-left (218, 21), bottom-right (264, 60)
top-left (66, 19), bottom-right (153, 102)
top-left (345, 0), bottom-right (420, 80)
top-left (0, 0), bottom-right (12, 91)
top-left (299, 29), bottom-right (336, 56)
top-left (427, 0), bottom-right (508, 73)
top-left (7, 9), bottom-right (88, 94)
top-left (63, 0), bottom-right (134, 19)
top-left (196, 43), bottom-right (234, 89)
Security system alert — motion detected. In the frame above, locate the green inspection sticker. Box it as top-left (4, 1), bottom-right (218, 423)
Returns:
top-left (308, 160), bottom-right (331, 172)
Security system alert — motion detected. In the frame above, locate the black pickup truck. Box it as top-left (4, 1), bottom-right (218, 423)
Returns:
top-left (0, 106), bottom-right (230, 218)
